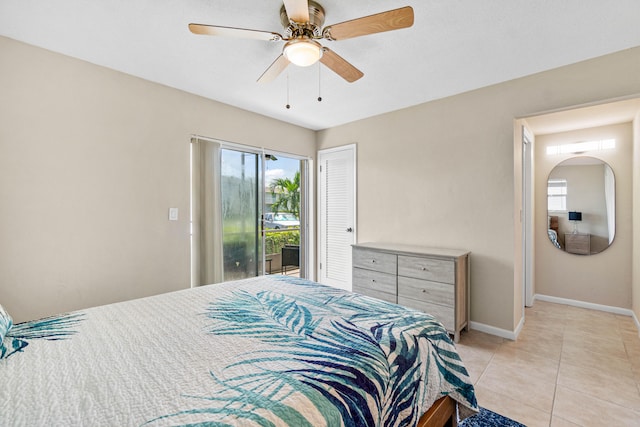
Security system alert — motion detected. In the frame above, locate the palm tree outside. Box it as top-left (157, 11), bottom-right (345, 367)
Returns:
top-left (269, 170), bottom-right (300, 218)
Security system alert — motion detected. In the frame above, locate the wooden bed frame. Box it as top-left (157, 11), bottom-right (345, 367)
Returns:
top-left (417, 396), bottom-right (457, 427)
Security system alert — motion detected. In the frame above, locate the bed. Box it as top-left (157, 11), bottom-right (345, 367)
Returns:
top-left (548, 215), bottom-right (563, 249)
top-left (548, 229), bottom-right (562, 249)
top-left (1, 275), bottom-right (477, 426)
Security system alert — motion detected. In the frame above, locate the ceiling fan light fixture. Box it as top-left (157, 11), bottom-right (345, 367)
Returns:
top-left (283, 39), bottom-right (322, 67)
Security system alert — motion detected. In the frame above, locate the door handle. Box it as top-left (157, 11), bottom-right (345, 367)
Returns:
top-left (346, 227), bottom-right (353, 232)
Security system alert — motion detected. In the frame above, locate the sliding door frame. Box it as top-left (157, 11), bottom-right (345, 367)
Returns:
top-left (190, 135), bottom-right (312, 282)
top-left (262, 148), bottom-right (312, 280)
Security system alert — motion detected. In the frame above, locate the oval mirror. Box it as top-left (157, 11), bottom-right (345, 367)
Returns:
top-left (546, 156), bottom-right (615, 255)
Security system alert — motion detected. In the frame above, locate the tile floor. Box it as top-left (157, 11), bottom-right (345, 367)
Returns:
top-left (456, 301), bottom-right (640, 426)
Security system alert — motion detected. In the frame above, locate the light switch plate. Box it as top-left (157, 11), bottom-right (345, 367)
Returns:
top-left (169, 208), bottom-right (178, 221)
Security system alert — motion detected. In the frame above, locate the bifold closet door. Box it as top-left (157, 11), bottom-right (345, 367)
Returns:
top-left (318, 145), bottom-right (356, 291)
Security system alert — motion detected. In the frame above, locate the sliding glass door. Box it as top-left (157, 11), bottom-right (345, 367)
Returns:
top-left (220, 149), bottom-right (262, 281)
top-left (191, 137), bottom-right (308, 286)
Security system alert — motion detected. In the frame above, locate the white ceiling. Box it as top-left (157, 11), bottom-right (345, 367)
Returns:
top-left (1, 0), bottom-right (640, 131)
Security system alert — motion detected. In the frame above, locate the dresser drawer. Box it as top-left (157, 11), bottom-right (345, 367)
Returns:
top-left (353, 285), bottom-right (397, 304)
top-left (352, 267), bottom-right (396, 295)
top-left (564, 233), bottom-right (590, 255)
top-left (397, 297), bottom-right (454, 331)
top-left (353, 248), bottom-right (397, 274)
top-left (398, 276), bottom-right (454, 307)
top-left (398, 255), bottom-right (454, 284)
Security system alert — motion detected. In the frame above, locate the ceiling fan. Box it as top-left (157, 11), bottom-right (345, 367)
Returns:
top-left (189, 0), bottom-right (414, 83)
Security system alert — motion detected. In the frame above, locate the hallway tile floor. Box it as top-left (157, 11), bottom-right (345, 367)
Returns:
top-left (456, 301), bottom-right (640, 426)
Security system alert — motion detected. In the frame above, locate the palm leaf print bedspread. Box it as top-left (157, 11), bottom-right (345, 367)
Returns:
top-left (1, 276), bottom-right (477, 426)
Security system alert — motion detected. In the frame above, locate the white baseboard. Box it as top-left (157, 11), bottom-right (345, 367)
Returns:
top-left (469, 321), bottom-right (519, 341)
top-left (469, 296), bottom-right (640, 341)
top-left (514, 315), bottom-right (525, 338)
top-left (535, 294), bottom-right (640, 337)
top-left (534, 294), bottom-right (634, 316)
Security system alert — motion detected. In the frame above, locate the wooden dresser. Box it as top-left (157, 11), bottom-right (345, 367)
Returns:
top-left (352, 242), bottom-right (470, 342)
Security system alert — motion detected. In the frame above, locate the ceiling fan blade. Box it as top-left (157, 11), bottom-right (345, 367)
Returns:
top-left (282, 0), bottom-right (310, 23)
top-left (189, 23), bottom-right (282, 42)
top-left (320, 48), bottom-right (363, 83)
top-left (257, 54), bottom-right (290, 83)
top-left (323, 6), bottom-right (414, 41)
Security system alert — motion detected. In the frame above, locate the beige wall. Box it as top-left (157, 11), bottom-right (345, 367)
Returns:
top-left (0, 36), bottom-right (315, 322)
top-left (317, 47), bottom-right (640, 332)
top-left (634, 115), bottom-right (640, 323)
top-left (534, 123), bottom-right (633, 308)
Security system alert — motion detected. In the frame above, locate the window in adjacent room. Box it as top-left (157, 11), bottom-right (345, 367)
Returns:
top-left (547, 179), bottom-right (567, 211)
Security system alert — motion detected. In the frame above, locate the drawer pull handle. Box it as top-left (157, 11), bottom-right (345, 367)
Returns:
top-left (421, 267), bottom-right (428, 271)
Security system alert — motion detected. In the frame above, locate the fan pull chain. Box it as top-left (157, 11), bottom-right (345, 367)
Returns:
top-left (317, 61), bottom-right (322, 102)
top-left (285, 73), bottom-right (291, 109)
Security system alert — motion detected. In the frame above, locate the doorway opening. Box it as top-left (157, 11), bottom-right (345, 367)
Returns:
top-left (263, 153), bottom-right (305, 278)
top-left (514, 96), bottom-right (640, 329)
